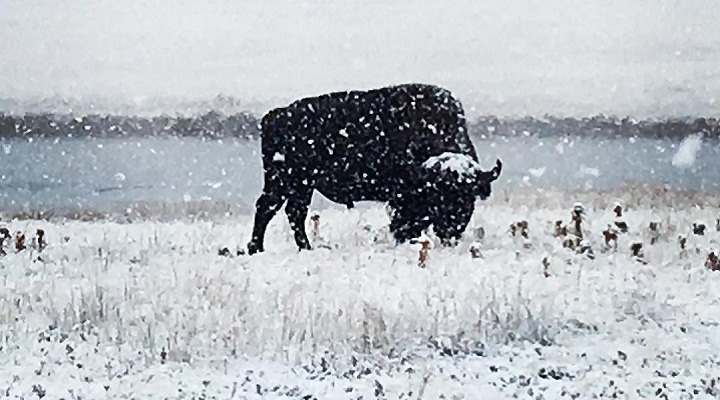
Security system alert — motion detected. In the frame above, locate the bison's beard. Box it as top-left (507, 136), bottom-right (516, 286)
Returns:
top-left (477, 183), bottom-right (493, 200)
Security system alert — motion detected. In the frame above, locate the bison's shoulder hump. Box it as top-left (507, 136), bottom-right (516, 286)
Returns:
top-left (260, 83), bottom-right (464, 133)
top-left (278, 83), bottom-right (456, 108)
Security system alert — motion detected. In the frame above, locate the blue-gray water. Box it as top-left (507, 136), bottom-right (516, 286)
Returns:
top-left (1, 135), bottom-right (718, 212)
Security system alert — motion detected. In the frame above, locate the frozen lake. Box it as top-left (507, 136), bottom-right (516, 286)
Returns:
top-left (1, 134), bottom-right (717, 213)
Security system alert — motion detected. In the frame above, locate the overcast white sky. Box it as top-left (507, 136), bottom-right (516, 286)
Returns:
top-left (1, 0), bottom-right (719, 117)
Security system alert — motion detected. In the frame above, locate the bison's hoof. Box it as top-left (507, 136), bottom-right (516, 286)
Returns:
top-left (440, 237), bottom-right (459, 247)
top-left (298, 242), bottom-right (312, 252)
top-left (247, 242), bottom-right (264, 255)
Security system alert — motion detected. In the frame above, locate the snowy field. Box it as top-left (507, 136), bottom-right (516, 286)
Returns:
top-left (1, 186), bottom-right (719, 399)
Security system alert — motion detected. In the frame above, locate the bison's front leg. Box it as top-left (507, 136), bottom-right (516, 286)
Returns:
top-left (432, 201), bottom-right (474, 246)
top-left (285, 187), bottom-right (313, 251)
top-left (388, 201), bottom-right (432, 244)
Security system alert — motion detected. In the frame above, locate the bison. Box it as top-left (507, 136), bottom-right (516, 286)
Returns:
top-left (247, 83), bottom-right (501, 254)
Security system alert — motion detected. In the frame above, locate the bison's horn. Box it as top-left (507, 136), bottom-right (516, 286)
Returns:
top-left (477, 159), bottom-right (502, 182)
top-left (491, 159), bottom-right (502, 180)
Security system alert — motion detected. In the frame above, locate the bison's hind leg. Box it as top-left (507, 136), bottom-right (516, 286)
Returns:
top-left (285, 186), bottom-right (314, 251)
top-left (248, 169), bottom-right (289, 255)
top-left (248, 190), bottom-right (288, 254)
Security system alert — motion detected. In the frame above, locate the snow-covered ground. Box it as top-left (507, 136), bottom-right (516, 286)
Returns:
top-left (1, 187), bottom-right (719, 399)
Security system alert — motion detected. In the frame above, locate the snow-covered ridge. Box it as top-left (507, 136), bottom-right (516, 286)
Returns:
top-left (2, 112), bottom-right (718, 139)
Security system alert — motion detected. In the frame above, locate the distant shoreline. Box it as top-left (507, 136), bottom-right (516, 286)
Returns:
top-left (1, 112), bottom-right (719, 140)
top-left (2, 183), bottom-right (718, 223)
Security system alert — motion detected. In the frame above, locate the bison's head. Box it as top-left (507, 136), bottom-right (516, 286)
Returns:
top-left (474, 159), bottom-right (502, 199)
top-left (421, 153), bottom-right (502, 199)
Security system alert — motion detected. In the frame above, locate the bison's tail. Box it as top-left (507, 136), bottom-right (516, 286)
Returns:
top-left (259, 109), bottom-right (286, 167)
top-left (260, 109), bottom-right (279, 135)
